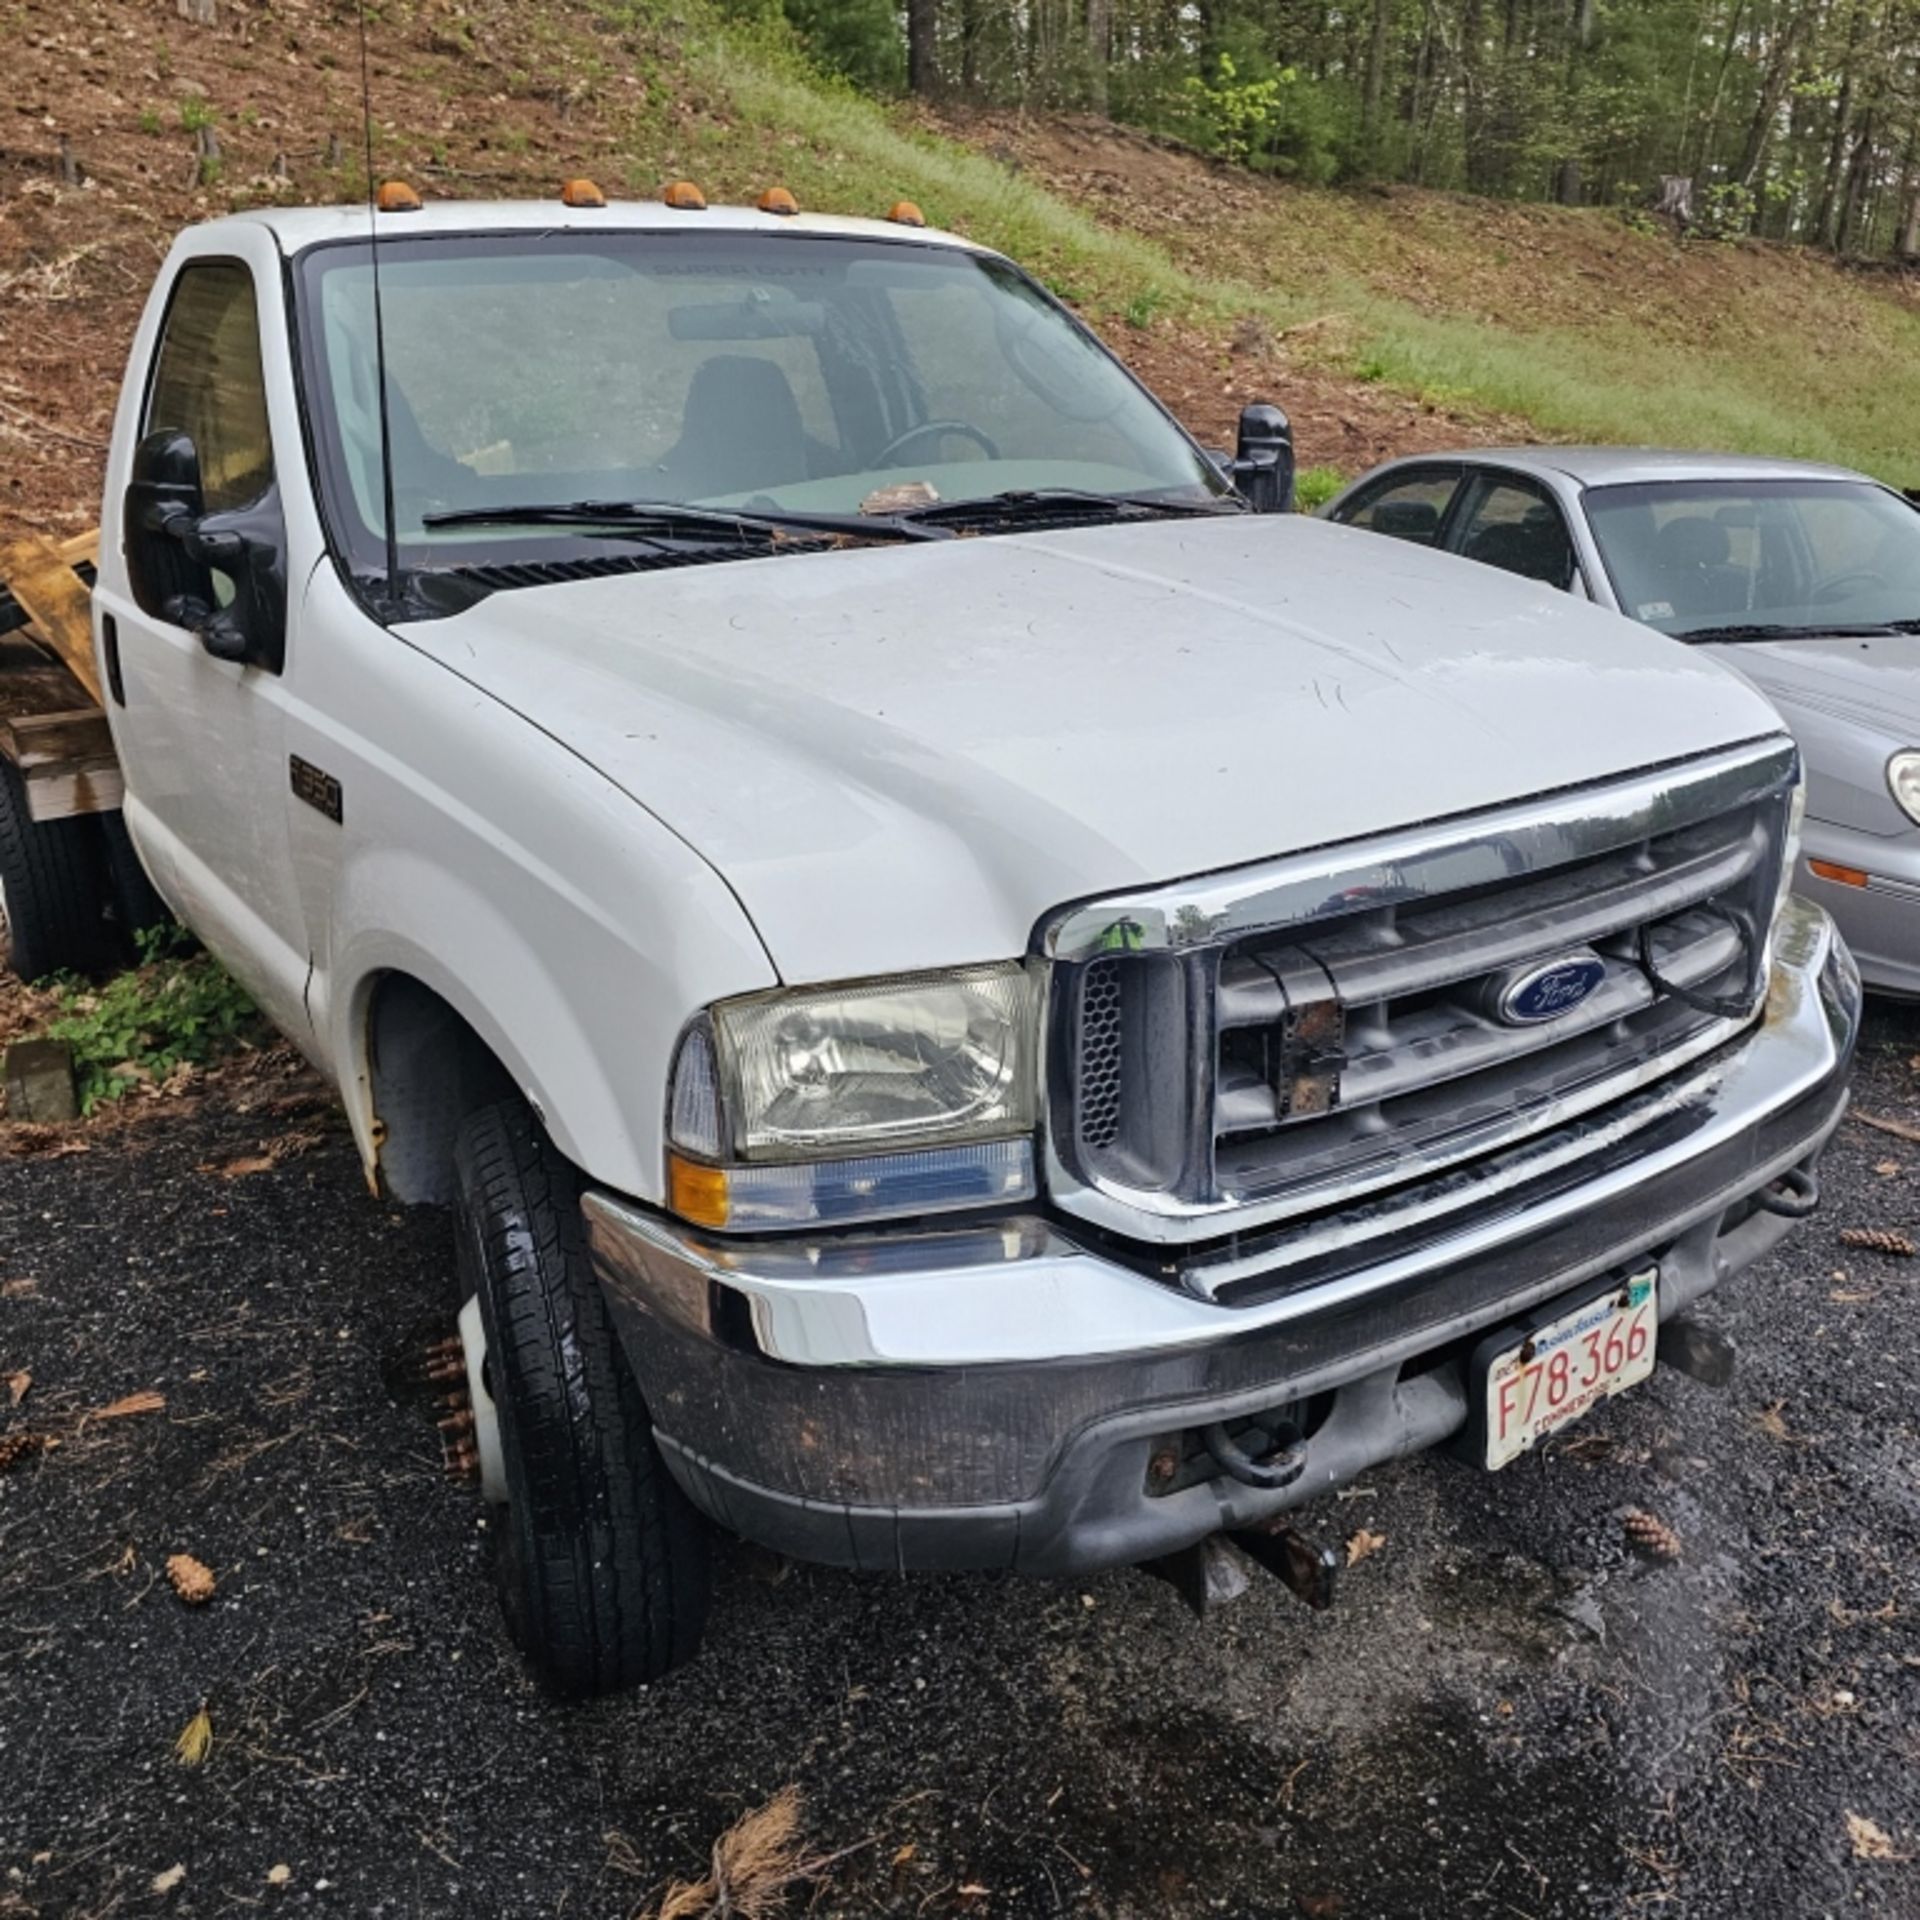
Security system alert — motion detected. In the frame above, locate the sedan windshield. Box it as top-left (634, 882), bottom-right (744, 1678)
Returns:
top-left (294, 229), bottom-right (1227, 586)
top-left (1585, 477), bottom-right (1920, 640)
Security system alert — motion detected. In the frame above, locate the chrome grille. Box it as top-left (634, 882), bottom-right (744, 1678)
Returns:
top-left (1044, 740), bottom-right (1799, 1252)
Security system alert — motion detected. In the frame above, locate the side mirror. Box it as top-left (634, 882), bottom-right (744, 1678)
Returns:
top-left (122, 429), bottom-right (287, 671)
top-left (1232, 403), bottom-right (1296, 515)
top-left (125, 430), bottom-right (215, 629)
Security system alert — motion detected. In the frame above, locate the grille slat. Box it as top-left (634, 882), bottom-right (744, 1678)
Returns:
top-left (1216, 826), bottom-right (1758, 1024)
top-left (1047, 742), bottom-right (1797, 1258)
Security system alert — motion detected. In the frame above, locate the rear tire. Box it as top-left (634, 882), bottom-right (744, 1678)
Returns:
top-left (0, 756), bottom-right (109, 981)
top-left (452, 1099), bottom-right (710, 1694)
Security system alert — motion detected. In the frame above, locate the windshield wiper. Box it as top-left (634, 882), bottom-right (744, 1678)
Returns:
top-left (420, 498), bottom-right (950, 543)
top-left (895, 487), bottom-right (1245, 527)
top-left (1675, 621), bottom-right (1908, 644)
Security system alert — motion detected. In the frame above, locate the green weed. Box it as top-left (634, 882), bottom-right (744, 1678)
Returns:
top-left (1292, 465), bottom-right (1348, 511)
top-left (39, 930), bottom-right (262, 1115)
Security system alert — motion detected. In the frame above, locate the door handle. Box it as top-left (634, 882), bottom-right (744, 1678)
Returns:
top-left (102, 612), bottom-right (126, 706)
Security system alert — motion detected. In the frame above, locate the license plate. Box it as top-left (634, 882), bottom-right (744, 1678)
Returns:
top-left (1480, 1270), bottom-right (1658, 1470)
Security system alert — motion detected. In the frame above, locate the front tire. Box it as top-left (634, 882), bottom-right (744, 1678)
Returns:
top-left (452, 1100), bottom-right (710, 1694)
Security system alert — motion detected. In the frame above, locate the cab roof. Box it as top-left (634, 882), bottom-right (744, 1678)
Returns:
top-left (201, 198), bottom-right (984, 256)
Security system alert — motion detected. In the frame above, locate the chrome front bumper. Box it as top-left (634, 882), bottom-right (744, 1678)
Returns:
top-left (586, 900), bottom-right (1860, 1575)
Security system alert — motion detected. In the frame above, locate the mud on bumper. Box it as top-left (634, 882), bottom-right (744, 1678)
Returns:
top-left (586, 901), bottom-right (1860, 1577)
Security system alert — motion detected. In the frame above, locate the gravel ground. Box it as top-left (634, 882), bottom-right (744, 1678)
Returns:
top-left (1, 1006), bottom-right (1917, 1920)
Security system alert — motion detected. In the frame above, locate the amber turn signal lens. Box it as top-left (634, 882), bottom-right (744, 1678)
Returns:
top-left (560, 177), bottom-right (606, 207)
top-left (375, 180), bottom-right (423, 213)
top-left (756, 185), bottom-right (800, 215)
top-left (667, 1153), bottom-right (731, 1229)
top-left (1808, 858), bottom-right (1870, 888)
top-left (886, 199), bottom-right (927, 227)
top-left (663, 179), bottom-right (707, 210)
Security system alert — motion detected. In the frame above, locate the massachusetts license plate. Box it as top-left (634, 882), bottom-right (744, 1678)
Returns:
top-left (1481, 1270), bottom-right (1658, 1469)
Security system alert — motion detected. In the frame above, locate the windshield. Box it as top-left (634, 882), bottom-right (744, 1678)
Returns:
top-left (1585, 477), bottom-right (1920, 639)
top-left (293, 230), bottom-right (1226, 582)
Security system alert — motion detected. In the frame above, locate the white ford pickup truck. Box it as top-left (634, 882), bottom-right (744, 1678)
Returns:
top-left (67, 190), bottom-right (1858, 1693)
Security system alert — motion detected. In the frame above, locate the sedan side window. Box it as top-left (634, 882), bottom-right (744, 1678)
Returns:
top-left (1450, 474), bottom-right (1577, 590)
top-left (1334, 468), bottom-right (1459, 545)
top-left (143, 262), bottom-right (274, 513)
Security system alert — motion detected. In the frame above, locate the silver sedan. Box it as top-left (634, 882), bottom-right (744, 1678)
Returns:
top-left (1323, 448), bottom-right (1920, 995)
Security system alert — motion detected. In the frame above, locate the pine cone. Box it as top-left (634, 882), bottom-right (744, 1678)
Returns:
top-left (1838, 1227), bottom-right (1915, 1258)
top-left (0, 1431), bottom-right (50, 1474)
top-left (166, 1554), bottom-right (216, 1606)
top-left (1623, 1508), bottom-right (1682, 1564)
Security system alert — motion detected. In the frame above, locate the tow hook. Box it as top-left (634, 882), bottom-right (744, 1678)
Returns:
top-left (1203, 1418), bottom-right (1308, 1490)
top-left (1147, 1521), bottom-right (1342, 1619)
top-left (1753, 1163), bottom-right (1819, 1219)
top-left (1231, 1521), bottom-right (1341, 1612)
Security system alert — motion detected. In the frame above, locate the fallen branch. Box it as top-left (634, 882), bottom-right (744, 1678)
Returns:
top-left (1852, 1110), bottom-right (1920, 1145)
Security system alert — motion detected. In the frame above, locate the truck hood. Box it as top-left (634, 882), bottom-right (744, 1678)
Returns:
top-left (398, 515), bottom-right (1784, 982)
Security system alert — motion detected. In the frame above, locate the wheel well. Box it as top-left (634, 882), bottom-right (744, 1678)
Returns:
top-left (365, 973), bottom-right (517, 1205)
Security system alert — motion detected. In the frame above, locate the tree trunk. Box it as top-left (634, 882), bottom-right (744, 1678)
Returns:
top-left (1085, 0), bottom-right (1112, 114)
top-left (1815, 0), bottom-right (1865, 247)
top-left (1899, 186), bottom-right (1920, 258)
top-left (1555, 0), bottom-right (1597, 204)
top-left (1363, 0), bottom-right (1393, 161)
top-left (908, 0), bottom-right (941, 98)
top-left (1735, 14), bottom-right (1804, 197)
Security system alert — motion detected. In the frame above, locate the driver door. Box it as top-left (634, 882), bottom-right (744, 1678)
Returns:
top-left (95, 250), bottom-right (312, 1040)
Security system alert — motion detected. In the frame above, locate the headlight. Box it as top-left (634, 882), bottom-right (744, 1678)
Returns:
top-left (665, 963), bottom-right (1039, 1229)
top-left (1889, 750), bottom-right (1920, 827)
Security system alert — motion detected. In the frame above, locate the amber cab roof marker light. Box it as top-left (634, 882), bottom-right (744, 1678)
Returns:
top-left (663, 180), bottom-right (707, 210)
top-left (887, 200), bottom-right (927, 227)
top-left (560, 177), bottom-right (607, 208)
top-left (375, 180), bottom-right (423, 213)
top-left (756, 185), bottom-right (800, 216)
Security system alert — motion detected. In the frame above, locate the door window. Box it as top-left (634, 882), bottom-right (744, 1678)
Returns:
top-left (1332, 468), bottom-right (1460, 545)
top-left (1450, 473), bottom-right (1577, 589)
top-left (143, 262), bottom-right (274, 512)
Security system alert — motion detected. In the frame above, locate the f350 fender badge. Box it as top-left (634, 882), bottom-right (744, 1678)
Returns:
top-left (1489, 950), bottom-right (1606, 1026)
top-left (289, 754), bottom-right (343, 824)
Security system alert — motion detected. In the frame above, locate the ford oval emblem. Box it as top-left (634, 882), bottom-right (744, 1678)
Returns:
top-left (1491, 951), bottom-right (1607, 1026)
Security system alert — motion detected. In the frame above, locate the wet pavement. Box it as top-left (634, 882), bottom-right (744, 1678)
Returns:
top-left (2, 1005), bottom-right (1917, 1920)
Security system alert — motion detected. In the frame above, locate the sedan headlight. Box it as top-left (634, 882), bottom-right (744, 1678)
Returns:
top-left (665, 963), bottom-right (1039, 1229)
top-left (1889, 750), bottom-right (1920, 827)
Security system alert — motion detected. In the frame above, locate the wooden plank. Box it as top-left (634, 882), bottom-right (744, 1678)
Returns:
top-left (0, 533), bottom-right (102, 706)
top-left (0, 644), bottom-right (95, 726)
top-left (5, 707), bottom-right (117, 771)
top-left (23, 760), bottom-right (123, 823)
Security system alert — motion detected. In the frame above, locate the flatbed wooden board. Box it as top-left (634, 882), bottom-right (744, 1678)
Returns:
top-left (0, 531), bottom-right (120, 821)
top-left (0, 532), bottom-right (102, 706)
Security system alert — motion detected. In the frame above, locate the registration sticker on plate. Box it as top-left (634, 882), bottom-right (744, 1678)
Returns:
top-left (1480, 1271), bottom-right (1658, 1470)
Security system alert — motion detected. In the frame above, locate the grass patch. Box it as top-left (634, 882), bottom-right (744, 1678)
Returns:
top-left (38, 930), bottom-right (262, 1113)
top-left (1293, 465), bottom-right (1348, 511)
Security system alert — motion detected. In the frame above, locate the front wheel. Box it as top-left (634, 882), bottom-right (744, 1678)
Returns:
top-left (452, 1100), bottom-right (710, 1694)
